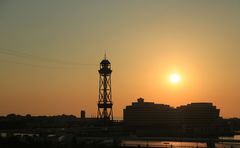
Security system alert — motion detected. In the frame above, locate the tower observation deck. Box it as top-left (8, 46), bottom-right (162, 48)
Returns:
top-left (97, 55), bottom-right (113, 120)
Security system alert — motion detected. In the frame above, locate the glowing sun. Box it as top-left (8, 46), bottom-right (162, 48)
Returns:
top-left (169, 73), bottom-right (181, 84)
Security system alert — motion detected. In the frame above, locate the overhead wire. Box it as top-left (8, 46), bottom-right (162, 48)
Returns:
top-left (0, 48), bottom-right (98, 69)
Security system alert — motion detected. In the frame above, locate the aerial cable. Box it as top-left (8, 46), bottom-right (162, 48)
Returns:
top-left (0, 48), bottom-right (97, 67)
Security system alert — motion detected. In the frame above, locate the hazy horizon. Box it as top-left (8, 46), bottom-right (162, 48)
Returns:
top-left (1, 0), bottom-right (240, 118)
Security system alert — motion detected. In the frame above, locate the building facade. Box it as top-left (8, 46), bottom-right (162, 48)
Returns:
top-left (123, 98), bottom-right (222, 136)
top-left (176, 103), bottom-right (220, 135)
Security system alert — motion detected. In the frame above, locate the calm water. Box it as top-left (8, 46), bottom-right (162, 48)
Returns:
top-left (122, 140), bottom-right (240, 148)
top-left (219, 135), bottom-right (240, 140)
top-left (122, 141), bottom-right (207, 148)
top-left (121, 135), bottom-right (240, 148)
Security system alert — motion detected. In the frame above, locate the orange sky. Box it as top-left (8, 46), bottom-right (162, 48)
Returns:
top-left (0, 1), bottom-right (240, 119)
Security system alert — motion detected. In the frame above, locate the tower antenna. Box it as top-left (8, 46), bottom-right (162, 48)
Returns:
top-left (104, 50), bottom-right (107, 60)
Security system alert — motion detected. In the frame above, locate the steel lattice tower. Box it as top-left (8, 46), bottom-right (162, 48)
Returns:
top-left (97, 55), bottom-right (113, 120)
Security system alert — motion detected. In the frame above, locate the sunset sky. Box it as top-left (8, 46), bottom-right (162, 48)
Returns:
top-left (1, 0), bottom-right (240, 118)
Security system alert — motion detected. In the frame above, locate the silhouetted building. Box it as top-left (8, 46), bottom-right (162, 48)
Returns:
top-left (124, 98), bottom-right (222, 136)
top-left (177, 103), bottom-right (220, 134)
top-left (123, 98), bottom-right (179, 136)
top-left (80, 110), bottom-right (86, 119)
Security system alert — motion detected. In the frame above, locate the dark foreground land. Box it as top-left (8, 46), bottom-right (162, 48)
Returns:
top-left (0, 136), bottom-right (121, 148)
top-left (0, 114), bottom-right (240, 147)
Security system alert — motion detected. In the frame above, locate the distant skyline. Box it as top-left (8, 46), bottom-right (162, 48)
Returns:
top-left (1, 0), bottom-right (240, 118)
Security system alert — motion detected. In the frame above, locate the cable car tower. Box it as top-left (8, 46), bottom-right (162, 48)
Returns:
top-left (97, 54), bottom-right (113, 120)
